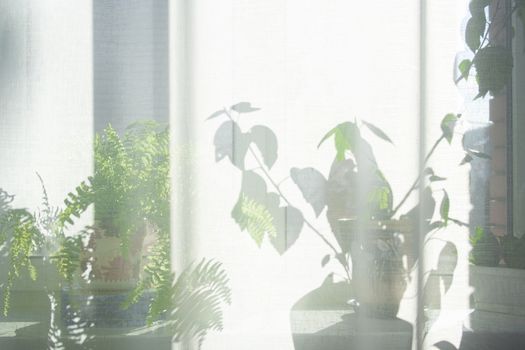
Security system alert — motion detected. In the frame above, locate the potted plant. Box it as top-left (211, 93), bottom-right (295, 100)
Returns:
top-left (1, 121), bottom-right (231, 348)
top-left (208, 102), bottom-right (488, 348)
top-left (469, 228), bottom-right (525, 319)
top-left (57, 121), bottom-right (232, 344)
top-left (0, 176), bottom-right (76, 317)
top-left (58, 121), bottom-right (170, 289)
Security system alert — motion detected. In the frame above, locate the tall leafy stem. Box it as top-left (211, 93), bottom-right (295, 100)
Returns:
top-left (221, 107), bottom-right (350, 281)
top-left (458, 0), bottom-right (522, 98)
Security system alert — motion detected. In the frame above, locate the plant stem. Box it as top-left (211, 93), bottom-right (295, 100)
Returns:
top-left (222, 108), bottom-right (351, 280)
top-left (391, 134), bottom-right (445, 217)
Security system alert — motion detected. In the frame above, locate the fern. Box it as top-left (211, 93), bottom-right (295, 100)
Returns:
top-left (125, 235), bottom-right (231, 348)
top-left (232, 193), bottom-right (276, 246)
top-left (0, 208), bottom-right (40, 316)
top-left (123, 233), bottom-right (172, 323)
top-left (51, 234), bottom-right (84, 283)
top-left (0, 188), bottom-right (14, 218)
top-left (167, 259), bottom-right (232, 348)
top-left (60, 122), bottom-right (170, 242)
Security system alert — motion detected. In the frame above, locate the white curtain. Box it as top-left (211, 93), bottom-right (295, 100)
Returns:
top-left (0, 1), bottom-right (491, 349)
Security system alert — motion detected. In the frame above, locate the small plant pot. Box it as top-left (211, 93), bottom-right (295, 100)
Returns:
top-left (470, 265), bottom-right (525, 316)
top-left (61, 288), bottom-right (155, 328)
top-left (80, 224), bottom-right (153, 290)
top-left (471, 234), bottom-right (501, 267)
top-left (340, 218), bottom-right (412, 318)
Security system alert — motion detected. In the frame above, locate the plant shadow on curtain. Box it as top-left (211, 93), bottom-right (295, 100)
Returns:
top-left (1, 1), bottom-right (525, 350)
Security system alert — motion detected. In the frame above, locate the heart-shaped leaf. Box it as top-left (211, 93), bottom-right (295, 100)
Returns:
top-left (465, 16), bottom-right (486, 52)
top-left (233, 171), bottom-right (304, 253)
top-left (270, 203), bottom-right (304, 254)
top-left (423, 167), bottom-right (435, 176)
top-left (290, 167), bottom-right (327, 217)
top-left (231, 102), bottom-right (261, 113)
top-left (232, 171), bottom-right (274, 246)
top-left (232, 193), bottom-right (276, 246)
top-left (473, 46), bottom-right (513, 97)
top-left (469, 0), bottom-right (490, 16)
top-left (249, 125), bottom-right (278, 169)
top-left (214, 121), bottom-right (249, 169)
top-left (458, 59), bottom-right (472, 81)
top-left (440, 113), bottom-right (459, 144)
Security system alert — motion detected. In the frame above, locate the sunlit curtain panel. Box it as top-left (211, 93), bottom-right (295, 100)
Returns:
top-left (0, 0), bottom-right (523, 349)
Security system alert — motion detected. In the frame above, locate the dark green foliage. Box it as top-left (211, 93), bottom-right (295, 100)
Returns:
top-left (52, 233), bottom-right (85, 282)
top-left (459, 0), bottom-right (519, 98)
top-left (470, 227), bottom-right (501, 267)
top-left (502, 235), bottom-right (525, 269)
top-left (54, 121), bottom-right (230, 346)
top-left (60, 121), bottom-right (170, 243)
top-left (123, 233), bottom-right (172, 324)
top-left (0, 180), bottom-right (78, 316)
top-left (0, 207), bottom-right (39, 316)
top-left (440, 113), bottom-right (459, 144)
top-left (473, 46), bottom-right (513, 99)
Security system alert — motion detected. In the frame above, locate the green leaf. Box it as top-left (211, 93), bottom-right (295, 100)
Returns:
top-left (460, 154), bottom-right (473, 165)
top-left (318, 126), bottom-right (337, 148)
top-left (423, 167), bottom-right (435, 176)
top-left (249, 125), bottom-right (278, 169)
top-left (429, 175), bottom-right (447, 182)
top-left (473, 46), bottom-right (513, 97)
top-left (231, 193), bottom-right (276, 246)
top-left (231, 102), bottom-right (260, 113)
top-left (440, 113), bottom-right (459, 144)
top-left (440, 190), bottom-right (450, 225)
top-left (290, 167), bottom-right (327, 217)
top-left (458, 59), bottom-right (472, 81)
top-left (214, 121), bottom-right (249, 169)
top-left (334, 130), bottom-right (349, 161)
top-left (469, 0), bottom-right (490, 16)
top-left (321, 254), bottom-right (330, 267)
top-left (465, 16), bottom-right (486, 52)
top-left (368, 186), bottom-right (391, 211)
top-left (318, 122), bottom-right (358, 148)
top-left (471, 226), bottom-right (485, 245)
top-left (361, 121), bottom-right (394, 144)
top-left (207, 109), bottom-right (226, 120)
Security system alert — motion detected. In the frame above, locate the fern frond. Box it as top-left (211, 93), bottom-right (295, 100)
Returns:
top-left (0, 208), bottom-right (40, 316)
top-left (0, 188), bottom-right (15, 217)
top-left (51, 232), bottom-right (86, 283)
top-left (168, 259), bottom-right (231, 348)
top-left (232, 193), bottom-right (276, 246)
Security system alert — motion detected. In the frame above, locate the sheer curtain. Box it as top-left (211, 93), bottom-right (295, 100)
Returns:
top-left (170, 1), bottom-right (474, 349)
top-left (0, 1), bottom-right (496, 350)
